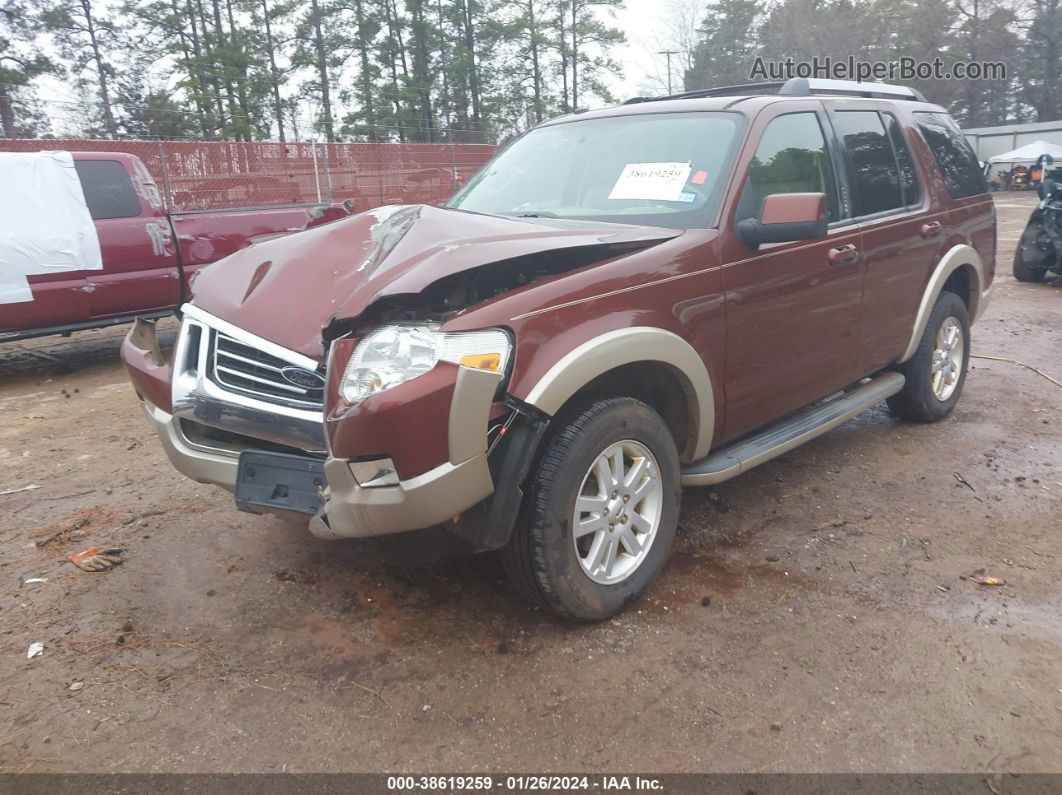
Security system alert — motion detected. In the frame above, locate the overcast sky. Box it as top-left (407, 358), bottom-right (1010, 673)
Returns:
top-left (609, 0), bottom-right (677, 100)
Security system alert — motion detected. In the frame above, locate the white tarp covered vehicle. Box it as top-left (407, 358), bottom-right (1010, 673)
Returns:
top-left (0, 150), bottom-right (102, 305)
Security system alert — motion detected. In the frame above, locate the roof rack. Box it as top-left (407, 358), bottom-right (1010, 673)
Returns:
top-left (781, 78), bottom-right (927, 101)
top-left (624, 77), bottom-right (927, 105)
top-left (623, 82), bottom-right (788, 104)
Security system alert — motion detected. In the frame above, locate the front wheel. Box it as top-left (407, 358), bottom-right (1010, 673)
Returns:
top-left (887, 290), bottom-right (970, 423)
top-left (500, 397), bottom-right (680, 621)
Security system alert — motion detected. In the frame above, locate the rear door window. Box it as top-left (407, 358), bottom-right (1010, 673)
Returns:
top-left (737, 112), bottom-right (840, 223)
top-left (914, 112), bottom-right (987, 199)
top-left (73, 160), bottom-right (141, 219)
top-left (832, 111), bottom-right (903, 216)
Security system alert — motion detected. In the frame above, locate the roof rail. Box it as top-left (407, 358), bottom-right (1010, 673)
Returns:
top-left (779, 77), bottom-right (927, 102)
top-left (623, 82), bottom-right (787, 104)
top-left (623, 78), bottom-right (926, 105)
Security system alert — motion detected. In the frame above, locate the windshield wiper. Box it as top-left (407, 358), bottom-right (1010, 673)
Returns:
top-left (512, 211), bottom-right (559, 218)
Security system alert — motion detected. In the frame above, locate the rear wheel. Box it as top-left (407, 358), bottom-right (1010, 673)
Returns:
top-left (887, 290), bottom-right (970, 423)
top-left (500, 397), bottom-right (680, 621)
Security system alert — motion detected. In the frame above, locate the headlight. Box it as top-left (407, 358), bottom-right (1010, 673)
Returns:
top-left (340, 323), bottom-right (511, 403)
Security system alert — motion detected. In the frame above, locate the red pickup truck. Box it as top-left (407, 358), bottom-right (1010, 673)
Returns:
top-left (0, 151), bottom-right (351, 342)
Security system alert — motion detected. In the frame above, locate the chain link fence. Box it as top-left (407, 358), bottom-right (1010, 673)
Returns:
top-left (0, 138), bottom-right (498, 212)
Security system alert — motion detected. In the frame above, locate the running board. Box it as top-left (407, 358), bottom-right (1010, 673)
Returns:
top-left (681, 372), bottom-right (905, 487)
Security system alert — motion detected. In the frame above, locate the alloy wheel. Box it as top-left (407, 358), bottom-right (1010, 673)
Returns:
top-left (572, 439), bottom-right (663, 585)
top-left (931, 315), bottom-right (964, 401)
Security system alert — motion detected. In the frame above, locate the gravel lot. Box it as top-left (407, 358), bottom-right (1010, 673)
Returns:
top-left (1, 193), bottom-right (1060, 774)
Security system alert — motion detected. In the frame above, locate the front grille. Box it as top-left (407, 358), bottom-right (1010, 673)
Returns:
top-left (210, 331), bottom-right (324, 410)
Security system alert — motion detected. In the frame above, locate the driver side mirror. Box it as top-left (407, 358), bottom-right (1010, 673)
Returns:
top-left (737, 193), bottom-right (828, 249)
top-left (1038, 179), bottom-right (1057, 200)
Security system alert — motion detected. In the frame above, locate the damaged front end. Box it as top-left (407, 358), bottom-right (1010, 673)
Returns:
top-left (123, 203), bottom-right (679, 547)
top-left (322, 234), bottom-right (674, 342)
top-left (122, 307), bottom-right (541, 549)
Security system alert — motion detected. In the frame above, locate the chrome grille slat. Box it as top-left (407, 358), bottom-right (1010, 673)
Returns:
top-left (215, 349), bottom-right (286, 374)
top-left (215, 365), bottom-right (306, 394)
top-left (208, 330), bottom-right (325, 411)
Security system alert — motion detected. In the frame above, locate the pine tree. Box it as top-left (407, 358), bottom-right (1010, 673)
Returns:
top-left (41, 0), bottom-right (120, 137)
top-left (1, 0), bottom-right (54, 137)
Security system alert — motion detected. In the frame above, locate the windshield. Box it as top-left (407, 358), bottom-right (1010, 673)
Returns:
top-left (447, 111), bottom-right (743, 229)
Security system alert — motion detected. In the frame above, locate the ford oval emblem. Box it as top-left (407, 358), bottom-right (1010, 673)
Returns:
top-left (280, 366), bottom-right (326, 390)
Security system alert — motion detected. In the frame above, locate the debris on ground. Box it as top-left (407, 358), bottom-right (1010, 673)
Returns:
top-left (67, 546), bottom-right (123, 572)
top-left (965, 568), bottom-right (1007, 587)
top-left (0, 484), bottom-right (40, 496)
top-left (68, 682), bottom-right (83, 692)
top-left (813, 519), bottom-right (847, 532)
top-left (971, 354), bottom-right (1062, 389)
top-left (21, 577), bottom-right (47, 587)
top-left (27, 642), bottom-right (44, 659)
top-left (34, 532), bottom-right (60, 548)
top-left (121, 510), bottom-right (166, 526)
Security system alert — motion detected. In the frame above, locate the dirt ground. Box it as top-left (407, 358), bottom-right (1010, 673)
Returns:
top-left (1, 193), bottom-right (1060, 775)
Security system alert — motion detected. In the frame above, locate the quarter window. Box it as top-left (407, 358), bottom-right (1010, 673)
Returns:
top-left (738, 112), bottom-right (840, 223)
top-left (884, 113), bottom-right (922, 206)
top-left (73, 160), bottom-right (141, 220)
top-left (833, 111), bottom-right (903, 216)
top-left (914, 112), bottom-right (987, 199)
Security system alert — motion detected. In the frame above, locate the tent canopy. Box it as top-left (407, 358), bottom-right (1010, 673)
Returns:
top-left (987, 140), bottom-right (1062, 164)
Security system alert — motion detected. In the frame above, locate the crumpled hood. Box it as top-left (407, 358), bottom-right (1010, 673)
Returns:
top-left (189, 204), bottom-right (682, 359)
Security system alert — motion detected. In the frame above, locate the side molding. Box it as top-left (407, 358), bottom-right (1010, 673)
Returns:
top-left (523, 327), bottom-right (714, 461)
top-left (898, 244), bottom-right (983, 364)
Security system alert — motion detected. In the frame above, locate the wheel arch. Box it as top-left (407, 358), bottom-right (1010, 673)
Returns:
top-left (897, 244), bottom-right (983, 364)
top-left (522, 327), bottom-right (714, 463)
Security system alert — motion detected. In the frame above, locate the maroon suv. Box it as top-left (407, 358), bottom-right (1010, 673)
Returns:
top-left (123, 78), bottom-right (995, 620)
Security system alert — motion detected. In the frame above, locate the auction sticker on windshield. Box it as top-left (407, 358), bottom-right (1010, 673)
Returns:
top-left (608, 162), bottom-right (692, 201)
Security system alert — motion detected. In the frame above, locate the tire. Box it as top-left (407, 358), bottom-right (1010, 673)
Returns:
top-left (1013, 243), bottom-right (1048, 282)
top-left (500, 396), bottom-right (681, 621)
top-left (887, 290), bottom-right (971, 423)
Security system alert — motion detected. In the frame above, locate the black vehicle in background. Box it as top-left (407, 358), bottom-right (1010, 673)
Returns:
top-left (1014, 177), bottom-right (1062, 282)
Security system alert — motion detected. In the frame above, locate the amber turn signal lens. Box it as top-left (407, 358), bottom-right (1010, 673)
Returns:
top-left (459, 352), bottom-right (502, 371)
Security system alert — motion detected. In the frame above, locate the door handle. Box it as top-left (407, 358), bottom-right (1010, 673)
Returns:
top-left (920, 221), bottom-right (942, 238)
top-left (827, 244), bottom-right (860, 267)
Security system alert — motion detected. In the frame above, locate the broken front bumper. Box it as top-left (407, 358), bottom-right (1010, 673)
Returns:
top-left (138, 401), bottom-right (496, 539)
top-left (124, 315), bottom-right (502, 540)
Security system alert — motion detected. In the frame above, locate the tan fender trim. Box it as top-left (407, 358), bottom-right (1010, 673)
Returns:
top-left (522, 327), bottom-right (714, 462)
top-left (448, 365), bottom-right (503, 465)
top-left (898, 244), bottom-right (984, 364)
